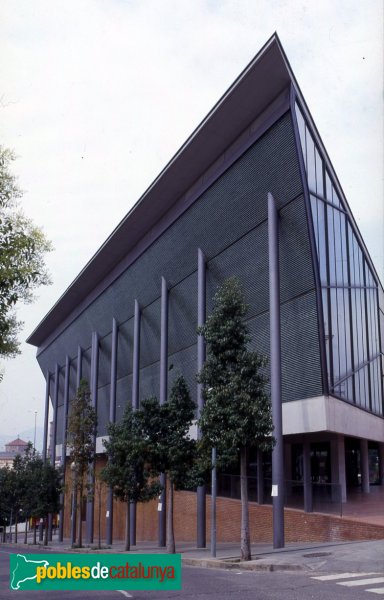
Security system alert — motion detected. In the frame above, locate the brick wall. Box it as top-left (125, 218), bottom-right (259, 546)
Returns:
top-left (63, 461), bottom-right (384, 544)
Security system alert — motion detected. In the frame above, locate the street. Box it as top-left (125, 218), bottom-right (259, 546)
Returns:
top-left (1, 543), bottom-right (384, 599)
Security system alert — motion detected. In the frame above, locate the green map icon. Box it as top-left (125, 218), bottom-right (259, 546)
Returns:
top-left (10, 554), bottom-right (50, 590)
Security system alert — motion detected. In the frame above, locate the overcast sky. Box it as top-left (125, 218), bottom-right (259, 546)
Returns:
top-left (0, 0), bottom-right (383, 449)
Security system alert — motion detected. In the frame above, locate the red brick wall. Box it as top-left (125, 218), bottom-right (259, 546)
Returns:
top-left (63, 460), bottom-right (384, 544)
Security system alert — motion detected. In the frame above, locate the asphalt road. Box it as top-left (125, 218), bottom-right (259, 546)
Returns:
top-left (0, 543), bottom-right (382, 599)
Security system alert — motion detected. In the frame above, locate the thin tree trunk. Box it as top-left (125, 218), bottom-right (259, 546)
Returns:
top-left (44, 516), bottom-right (48, 546)
top-left (98, 487), bottom-right (101, 549)
top-left (125, 500), bottom-right (130, 551)
top-left (240, 446), bottom-right (251, 561)
top-left (33, 522), bottom-right (37, 545)
top-left (14, 514), bottom-right (18, 544)
top-left (24, 519), bottom-right (28, 544)
top-left (78, 487), bottom-right (83, 548)
top-left (166, 480), bottom-right (175, 554)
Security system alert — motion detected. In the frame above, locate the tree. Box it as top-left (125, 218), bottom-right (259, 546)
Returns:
top-left (101, 404), bottom-right (160, 551)
top-left (197, 278), bottom-right (274, 561)
top-left (0, 466), bottom-right (14, 541)
top-left (19, 445), bottom-right (61, 546)
top-left (67, 380), bottom-right (97, 548)
top-left (0, 145), bottom-right (52, 363)
top-left (140, 376), bottom-right (197, 554)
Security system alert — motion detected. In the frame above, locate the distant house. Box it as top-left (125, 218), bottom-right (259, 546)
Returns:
top-left (0, 438), bottom-right (29, 468)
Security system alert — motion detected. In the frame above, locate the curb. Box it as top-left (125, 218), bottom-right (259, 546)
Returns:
top-left (182, 557), bottom-right (303, 572)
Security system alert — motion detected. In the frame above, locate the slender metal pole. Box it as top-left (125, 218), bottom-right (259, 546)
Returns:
top-left (132, 300), bottom-right (141, 411)
top-left (33, 412), bottom-right (37, 451)
top-left (40, 371), bottom-right (51, 541)
top-left (211, 447), bottom-right (217, 557)
top-left (268, 191), bottom-right (285, 549)
top-left (106, 319), bottom-right (118, 546)
top-left (130, 300), bottom-right (141, 546)
top-left (86, 332), bottom-right (99, 545)
top-left (159, 277), bottom-right (168, 547)
top-left (197, 248), bottom-right (206, 548)
top-left (76, 346), bottom-right (83, 389)
top-left (70, 346), bottom-right (82, 546)
top-left (303, 439), bottom-right (313, 513)
top-left (59, 356), bottom-right (70, 542)
top-left (70, 463), bottom-right (77, 548)
top-left (48, 364), bottom-right (59, 541)
top-left (42, 371), bottom-right (50, 463)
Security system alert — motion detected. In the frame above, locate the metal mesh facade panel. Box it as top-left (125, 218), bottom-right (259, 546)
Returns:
top-left (116, 318), bottom-right (134, 380)
top-left (36, 111), bottom-right (323, 440)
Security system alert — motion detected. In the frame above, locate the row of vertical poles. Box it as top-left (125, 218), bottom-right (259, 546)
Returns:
top-left (42, 201), bottom-right (283, 548)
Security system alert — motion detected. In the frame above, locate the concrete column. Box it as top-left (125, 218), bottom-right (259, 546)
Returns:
top-left (130, 300), bottom-right (141, 547)
top-left (86, 332), bottom-right (99, 544)
top-left (196, 248), bottom-right (206, 548)
top-left (303, 440), bottom-right (313, 512)
top-left (268, 192), bottom-right (284, 549)
top-left (331, 435), bottom-right (347, 502)
top-left (379, 443), bottom-right (384, 486)
top-left (360, 439), bottom-right (370, 494)
top-left (48, 363), bottom-right (59, 541)
top-left (59, 356), bottom-right (70, 542)
top-left (159, 277), bottom-right (168, 547)
top-left (106, 319), bottom-right (118, 546)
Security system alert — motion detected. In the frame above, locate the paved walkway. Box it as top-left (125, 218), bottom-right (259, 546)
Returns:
top-left (4, 535), bottom-right (383, 575)
top-left (342, 485), bottom-right (384, 526)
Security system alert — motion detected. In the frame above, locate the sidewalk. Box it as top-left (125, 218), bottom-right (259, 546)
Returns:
top-left (11, 535), bottom-right (384, 575)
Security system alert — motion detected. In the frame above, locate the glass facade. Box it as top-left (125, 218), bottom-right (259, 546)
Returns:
top-left (295, 102), bottom-right (383, 415)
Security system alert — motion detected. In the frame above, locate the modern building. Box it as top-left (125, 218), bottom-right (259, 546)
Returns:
top-left (27, 34), bottom-right (384, 545)
top-left (0, 437), bottom-right (29, 468)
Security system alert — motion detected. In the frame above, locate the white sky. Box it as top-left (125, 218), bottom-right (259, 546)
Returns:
top-left (0, 0), bottom-right (383, 448)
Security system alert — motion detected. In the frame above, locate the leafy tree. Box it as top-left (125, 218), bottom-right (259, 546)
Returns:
top-left (140, 376), bottom-right (197, 554)
top-left (198, 278), bottom-right (274, 561)
top-left (0, 466), bottom-right (14, 540)
top-left (101, 404), bottom-right (160, 551)
top-left (67, 379), bottom-right (97, 547)
top-left (0, 145), bottom-right (52, 364)
top-left (19, 444), bottom-right (61, 545)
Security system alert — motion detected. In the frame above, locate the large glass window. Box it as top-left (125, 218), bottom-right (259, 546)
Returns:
top-left (295, 102), bottom-right (383, 415)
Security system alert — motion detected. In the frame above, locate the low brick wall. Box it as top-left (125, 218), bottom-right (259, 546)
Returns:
top-left (63, 461), bottom-right (384, 544)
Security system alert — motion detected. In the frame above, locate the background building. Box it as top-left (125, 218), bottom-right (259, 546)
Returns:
top-left (27, 35), bottom-right (384, 545)
top-left (0, 438), bottom-right (29, 468)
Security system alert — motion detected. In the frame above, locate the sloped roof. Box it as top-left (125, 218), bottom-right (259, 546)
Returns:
top-left (27, 33), bottom-right (382, 349)
top-left (6, 437), bottom-right (28, 447)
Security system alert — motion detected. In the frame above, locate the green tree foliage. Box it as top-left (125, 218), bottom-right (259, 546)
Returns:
top-left (140, 376), bottom-right (197, 554)
top-left (101, 404), bottom-right (160, 551)
top-left (197, 278), bottom-right (274, 561)
top-left (67, 380), bottom-right (97, 548)
top-left (0, 444), bottom-right (61, 545)
top-left (0, 146), bottom-right (52, 362)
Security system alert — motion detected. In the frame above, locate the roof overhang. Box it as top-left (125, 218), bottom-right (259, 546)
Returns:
top-left (27, 33), bottom-right (293, 347)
